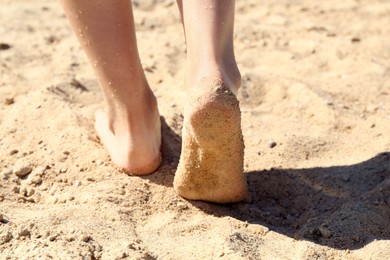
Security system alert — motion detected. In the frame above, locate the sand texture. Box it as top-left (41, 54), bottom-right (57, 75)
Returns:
top-left (1, 0), bottom-right (390, 259)
top-left (174, 78), bottom-right (247, 203)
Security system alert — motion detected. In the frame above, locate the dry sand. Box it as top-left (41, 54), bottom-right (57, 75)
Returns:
top-left (1, 0), bottom-right (390, 259)
top-left (174, 78), bottom-right (248, 203)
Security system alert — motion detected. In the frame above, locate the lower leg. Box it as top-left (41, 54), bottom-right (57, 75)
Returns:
top-left (60, 0), bottom-right (161, 174)
top-left (174, 0), bottom-right (248, 203)
top-left (177, 0), bottom-right (241, 93)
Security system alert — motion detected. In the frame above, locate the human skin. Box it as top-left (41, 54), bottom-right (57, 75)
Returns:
top-left (60, 0), bottom-right (162, 175)
top-left (60, 0), bottom-right (248, 202)
top-left (174, 0), bottom-right (248, 203)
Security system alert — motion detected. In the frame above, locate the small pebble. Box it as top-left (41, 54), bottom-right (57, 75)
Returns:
top-left (12, 185), bottom-right (20, 193)
top-left (119, 252), bottom-right (129, 258)
top-left (351, 37), bottom-right (361, 43)
top-left (11, 176), bottom-right (20, 184)
top-left (44, 230), bottom-right (51, 239)
top-left (0, 214), bottom-right (3, 222)
top-left (18, 228), bottom-right (31, 238)
top-left (59, 156), bottom-right (68, 163)
top-left (95, 159), bottom-right (103, 165)
top-left (80, 234), bottom-right (90, 242)
top-left (48, 235), bottom-right (57, 242)
top-left (325, 100), bottom-right (334, 106)
top-left (26, 188), bottom-right (35, 197)
top-left (74, 180), bottom-right (81, 187)
top-left (39, 184), bottom-right (48, 191)
top-left (177, 201), bottom-right (188, 210)
top-left (268, 140), bottom-right (277, 148)
top-left (49, 186), bottom-right (57, 195)
top-left (31, 176), bottom-right (42, 185)
top-left (60, 168), bottom-right (67, 173)
top-left (20, 186), bottom-right (27, 196)
top-left (319, 226), bottom-right (332, 238)
top-left (13, 160), bottom-right (33, 177)
top-left (0, 231), bottom-right (12, 244)
top-left (9, 149), bottom-right (18, 155)
top-left (341, 175), bottom-right (350, 182)
top-left (0, 43), bottom-right (12, 50)
top-left (63, 151), bottom-right (70, 156)
top-left (30, 166), bottom-right (46, 178)
top-left (66, 235), bottom-right (76, 242)
top-left (45, 35), bottom-right (57, 44)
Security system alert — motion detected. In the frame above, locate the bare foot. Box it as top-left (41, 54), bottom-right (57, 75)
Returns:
top-left (94, 92), bottom-right (162, 176)
top-left (174, 77), bottom-right (248, 203)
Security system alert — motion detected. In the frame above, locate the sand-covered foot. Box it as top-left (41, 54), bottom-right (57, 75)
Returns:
top-left (94, 106), bottom-right (162, 176)
top-left (174, 78), bottom-right (248, 203)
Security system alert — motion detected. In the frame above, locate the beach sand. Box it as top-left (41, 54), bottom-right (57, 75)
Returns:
top-left (1, 0), bottom-right (389, 258)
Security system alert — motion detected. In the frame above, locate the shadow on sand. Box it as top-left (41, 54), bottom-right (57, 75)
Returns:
top-left (145, 119), bottom-right (390, 250)
top-left (193, 152), bottom-right (390, 250)
top-left (142, 117), bottom-right (181, 187)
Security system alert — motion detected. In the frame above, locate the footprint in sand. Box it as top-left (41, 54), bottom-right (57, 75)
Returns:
top-left (174, 78), bottom-right (248, 204)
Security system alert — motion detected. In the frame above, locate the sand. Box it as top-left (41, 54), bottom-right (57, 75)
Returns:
top-left (1, 0), bottom-right (390, 259)
top-left (174, 78), bottom-right (247, 203)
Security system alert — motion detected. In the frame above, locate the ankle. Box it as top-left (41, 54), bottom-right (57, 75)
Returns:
top-left (105, 87), bottom-right (159, 134)
top-left (187, 58), bottom-right (241, 94)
